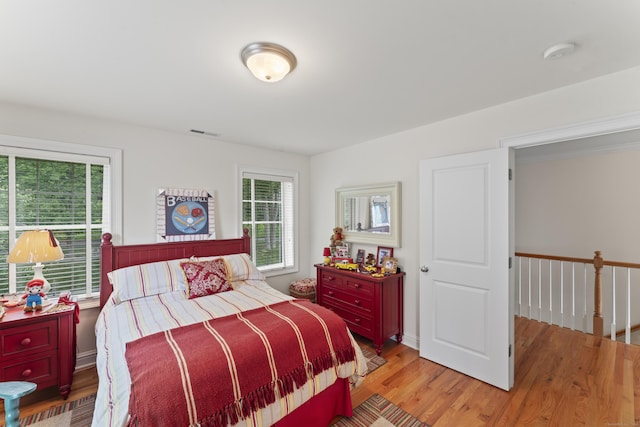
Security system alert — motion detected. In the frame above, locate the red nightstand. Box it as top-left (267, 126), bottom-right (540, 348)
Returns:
top-left (0, 303), bottom-right (77, 399)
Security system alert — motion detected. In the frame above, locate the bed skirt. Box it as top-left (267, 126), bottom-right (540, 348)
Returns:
top-left (274, 378), bottom-right (352, 427)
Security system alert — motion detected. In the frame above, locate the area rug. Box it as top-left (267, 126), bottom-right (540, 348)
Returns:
top-left (19, 394), bottom-right (95, 427)
top-left (332, 394), bottom-right (428, 427)
top-left (17, 345), bottom-right (385, 426)
top-left (361, 346), bottom-right (387, 374)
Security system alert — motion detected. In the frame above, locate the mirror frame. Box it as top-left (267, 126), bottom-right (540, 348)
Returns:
top-left (335, 181), bottom-right (401, 247)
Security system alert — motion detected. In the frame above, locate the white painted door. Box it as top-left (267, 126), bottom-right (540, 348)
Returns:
top-left (419, 148), bottom-right (514, 391)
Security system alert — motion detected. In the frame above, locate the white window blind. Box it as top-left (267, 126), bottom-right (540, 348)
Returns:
top-left (0, 138), bottom-right (120, 300)
top-left (241, 169), bottom-right (297, 274)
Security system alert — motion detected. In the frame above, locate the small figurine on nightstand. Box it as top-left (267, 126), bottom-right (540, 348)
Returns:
top-left (22, 278), bottom-right (46, 312)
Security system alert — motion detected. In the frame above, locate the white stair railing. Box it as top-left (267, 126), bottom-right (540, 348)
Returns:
top-left (515, 251), bottom-right (640, 343)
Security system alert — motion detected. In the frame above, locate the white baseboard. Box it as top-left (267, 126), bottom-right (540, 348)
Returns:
top-left (75, 349), bottom-right (97, 370)
top-left (388, 332), bottom-right (418, 351)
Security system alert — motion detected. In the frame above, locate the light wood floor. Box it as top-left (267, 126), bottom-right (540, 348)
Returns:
top-left (3, 316), bottom-right (639, 426)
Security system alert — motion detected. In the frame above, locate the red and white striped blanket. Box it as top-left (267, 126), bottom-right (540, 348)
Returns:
top-left (125, 300), bottom-right (356, 427)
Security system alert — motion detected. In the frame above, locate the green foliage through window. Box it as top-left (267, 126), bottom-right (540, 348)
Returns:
top-left (0, 153), bottom-right (107, 298)
top-left (242, 172), bottom-right (295, 272)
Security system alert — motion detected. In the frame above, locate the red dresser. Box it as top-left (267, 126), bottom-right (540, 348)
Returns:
top-left (0, 305), bottom-right (76, 399)
top-left (315, 264), bottom-right (404, 355)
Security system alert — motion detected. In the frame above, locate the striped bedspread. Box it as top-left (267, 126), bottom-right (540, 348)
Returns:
top-left (125, 300), bottom-right (356, 427)
top-left (93, 280), bottom-right (368, 427)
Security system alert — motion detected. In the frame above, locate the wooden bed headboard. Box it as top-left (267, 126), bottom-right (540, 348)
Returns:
top-left (99, 229), bottom-right (251, 308)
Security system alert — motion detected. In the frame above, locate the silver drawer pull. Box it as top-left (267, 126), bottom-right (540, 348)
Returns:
top-left (354, 299), bottom-right (361, 305)
top-left (22, 369), bottom-right (32, 377)
top-left (21, 337), bottom-right (32, 346)
top-left (328, 290), bottom-right (334, 296)
top-left (354, 284), bottom-right (360, 288)
top-left (355, 318), bottom-right (361, 323)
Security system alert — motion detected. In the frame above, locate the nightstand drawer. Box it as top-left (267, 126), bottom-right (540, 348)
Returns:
top-left (1, 351), bottom-right (57, 384)
top-left (1, 319), bottom-right (57, 359)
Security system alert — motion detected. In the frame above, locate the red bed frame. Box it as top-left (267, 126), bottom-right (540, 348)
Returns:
top-left (98, 230), bottom-right (352, 426)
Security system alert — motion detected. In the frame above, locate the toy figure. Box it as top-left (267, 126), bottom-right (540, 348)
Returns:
top-left (365, 253), bottom-right (376, 266)
top-left (22, 278), bottom-right (46, 312)
top-left (330, 227), bottom-right (344, 248)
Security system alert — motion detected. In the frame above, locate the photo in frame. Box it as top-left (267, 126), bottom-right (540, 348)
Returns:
top-left (382, 256), bottom-right (398, 274)
top-left (376, 246), bottom-right (394, 267)
top-left (335, 244), bottom-right (350, 258)
top-left (355, 249), bottom-right (366, 264)
top-left (157, 188), bottom-right (215, 242)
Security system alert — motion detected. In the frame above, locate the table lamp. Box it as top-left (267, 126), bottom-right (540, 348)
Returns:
top-left (323, 247), bottom-right (332, 265)
top-left (7, 229), bottom-right (64, 294)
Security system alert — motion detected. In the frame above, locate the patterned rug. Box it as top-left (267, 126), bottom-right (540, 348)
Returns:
top-left (333, 394), bottom-right (429, 427)
top-left (361, 346), bottom-right (387, 374)
top-left (18, 345), bottom-right (386, 426)
top-left (19, 394), bottom-right (95, 427)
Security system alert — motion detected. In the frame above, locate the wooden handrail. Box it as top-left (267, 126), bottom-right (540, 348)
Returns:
top-left (515, 252), bottom-right (640, 269)
top-left (514, 250), bottom-right (640, 337)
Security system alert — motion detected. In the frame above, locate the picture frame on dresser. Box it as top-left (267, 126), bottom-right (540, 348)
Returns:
top-left (376, 246), bottom-right (393, 267)
top-left (382, 256), bottom-right (398, 274)
top-left (334, 244), bottom-right (350, 258)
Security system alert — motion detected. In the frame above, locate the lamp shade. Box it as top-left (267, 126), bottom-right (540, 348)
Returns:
top-left (323, 247), bottom-right (332, 257)
top-left (7, 230), bottom-right (64, 264)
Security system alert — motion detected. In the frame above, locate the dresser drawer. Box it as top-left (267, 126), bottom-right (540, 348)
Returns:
top-left (1, 351), bottom-right (57, 384)
top-left (344, 279), bottom-right (373, 297)
top-left (319, 272), bottom-right (346, 287)
top-left (321, 286), bottom-right (373, 313)
top-left (326, 304), bottom-right (373, 336)
top-left (1, 319), bottom-right (57, 360)
top-left (321, 272), bottom-right (374, 296)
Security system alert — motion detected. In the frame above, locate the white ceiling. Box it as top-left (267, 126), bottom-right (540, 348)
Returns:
top-left (1, 1), bottom-right (640, 155)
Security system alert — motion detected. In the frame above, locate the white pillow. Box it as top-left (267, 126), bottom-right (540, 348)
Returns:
top-left (191, 253), bottom-right (265, 281)
top-left (223, 253), bottom-right (265, 281)
top-left (107, 258), bottom-right (188, 303)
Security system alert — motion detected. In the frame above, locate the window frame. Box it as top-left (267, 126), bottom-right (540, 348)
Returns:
top-left (238, 165), bottom-right (299, 277)
top-left (0, 134), bottom-right (122, 306)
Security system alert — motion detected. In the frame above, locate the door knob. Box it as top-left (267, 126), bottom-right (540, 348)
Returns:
top-left (420, 266), bottom-right (429, 273)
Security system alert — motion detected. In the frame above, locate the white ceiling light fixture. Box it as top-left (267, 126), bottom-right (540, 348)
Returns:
top-left (543, 42), bottom-right (577, 60)
top-left (241, 42), bottom-right (297, 83)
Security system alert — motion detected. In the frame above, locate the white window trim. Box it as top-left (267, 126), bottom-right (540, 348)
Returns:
top-left (0, 134), bottom-right (123, 305)
top-left (237, 165), bottom-right (299, 277)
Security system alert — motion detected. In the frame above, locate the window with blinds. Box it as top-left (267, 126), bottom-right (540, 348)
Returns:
top-left (241, 170), bottom-right (296, 274)
top-left (0, 148), bottom-right (111, 298)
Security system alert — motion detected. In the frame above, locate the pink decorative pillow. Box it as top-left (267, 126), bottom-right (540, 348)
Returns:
top-left (180, 259), bottom-right (232, 299)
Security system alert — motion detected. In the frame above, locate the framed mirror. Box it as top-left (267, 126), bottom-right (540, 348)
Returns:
top-left (335, 182), bottom-right (401, 247)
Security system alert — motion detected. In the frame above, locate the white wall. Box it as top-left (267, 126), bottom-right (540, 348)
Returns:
top-left (516, 148), bottom-right (640, 260)
top-left (310, 66), bottom-right (640, 350)
top-left (0, 103), bottom-right (312, 366)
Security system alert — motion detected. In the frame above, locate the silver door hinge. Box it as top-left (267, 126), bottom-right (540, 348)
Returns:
top-left (509, 344), bottom-right (512, 357)
top-left (508, 168), bottom-right (513, 180)
top-left (509, 257), bottom-right (512, 269)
